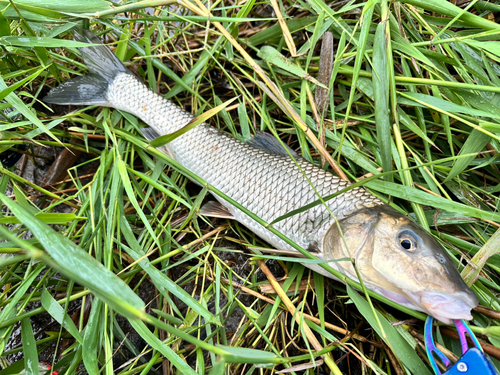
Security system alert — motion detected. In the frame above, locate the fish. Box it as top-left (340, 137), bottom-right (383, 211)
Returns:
top-left (44, 28), bottom-right (478, 324)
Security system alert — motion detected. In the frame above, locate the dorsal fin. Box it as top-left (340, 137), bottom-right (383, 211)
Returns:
top-left (247, 131), bottom-right (300, 158)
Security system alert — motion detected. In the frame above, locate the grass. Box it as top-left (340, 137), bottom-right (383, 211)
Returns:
top-left (1, 0), bottom-right (500, 374)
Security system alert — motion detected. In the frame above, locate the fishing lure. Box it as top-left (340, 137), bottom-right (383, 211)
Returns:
top-left (424, 316), bottom-right (497, 374)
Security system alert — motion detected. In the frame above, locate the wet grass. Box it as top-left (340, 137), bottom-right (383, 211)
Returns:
top-left (1, 0), bottom-right (500, 374)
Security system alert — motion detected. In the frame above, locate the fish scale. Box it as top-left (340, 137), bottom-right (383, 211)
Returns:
top-left (107, 73), bottom-right (384, 260)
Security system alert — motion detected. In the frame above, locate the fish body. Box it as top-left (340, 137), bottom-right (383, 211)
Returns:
top-left (45, 29), bottom-right (478, 323)
top-left (112, 71), bottom-right (383, 261)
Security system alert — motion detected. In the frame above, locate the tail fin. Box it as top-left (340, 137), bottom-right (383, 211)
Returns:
top-left (44, 28), bottom-right (131, 106)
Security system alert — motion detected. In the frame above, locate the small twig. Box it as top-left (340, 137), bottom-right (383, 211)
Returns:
top-left (474, 305), bottom-right (500, 320)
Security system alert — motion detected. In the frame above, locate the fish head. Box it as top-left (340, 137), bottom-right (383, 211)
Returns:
top-left (323, 205), bottom-right (478, 324)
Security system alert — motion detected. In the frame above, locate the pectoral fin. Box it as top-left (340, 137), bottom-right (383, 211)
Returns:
top-left (140, 127), bottom-right (161, 142)
top-left (140, 127), bottom-right (174, 158)
top-left (199, 201), bottom-right (234, 219)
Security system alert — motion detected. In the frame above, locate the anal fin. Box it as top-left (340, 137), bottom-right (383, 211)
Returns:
top-left (199, 201), bottom-right (234, 219)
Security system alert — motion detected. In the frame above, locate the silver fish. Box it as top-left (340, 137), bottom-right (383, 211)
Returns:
top-left (45, 29), bottom-right (478, 324)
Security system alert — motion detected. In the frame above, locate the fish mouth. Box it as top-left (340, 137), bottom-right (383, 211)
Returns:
top-left (405, 291), bottom-right (478, 324)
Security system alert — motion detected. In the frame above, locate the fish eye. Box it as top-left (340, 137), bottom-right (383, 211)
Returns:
top-left (398, 231), bottom-right (417, 252)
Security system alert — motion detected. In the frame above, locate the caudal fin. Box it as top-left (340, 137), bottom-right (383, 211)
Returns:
top-left (44, 28), bottom-right (132, 106)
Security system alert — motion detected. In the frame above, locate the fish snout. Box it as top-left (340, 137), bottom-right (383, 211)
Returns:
top-left (408, 290), bottom-right (478, 324)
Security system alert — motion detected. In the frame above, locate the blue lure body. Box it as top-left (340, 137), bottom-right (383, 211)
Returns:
top-left (424, 317), bottom-right (497, 374)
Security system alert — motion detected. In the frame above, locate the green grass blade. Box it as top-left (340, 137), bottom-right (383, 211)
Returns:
top-left (366, 179), bottom-right (500, 221)
top-left (400, 0), bottom-right (500, 30)
top-left (373, 22), bottom-right (393, 181)
top-left (0, 193), bottom-right (146, 319)
top-left (82, 298), bottom-right (102, 374)
top-left (41, 289), bottom-right (83, 344)
top-left (0, 36), bottom-right (96, 48)
top-left (444, 129), bottom-right (491, 183)
top-left (149, 96), bottom-right (238, 147)
top-left (347, 284), bottom-right (432, 375)
top-left (119, 211), bottom-right (219, 325)
top-left (21, 318), bottom-right (39, 375)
